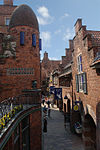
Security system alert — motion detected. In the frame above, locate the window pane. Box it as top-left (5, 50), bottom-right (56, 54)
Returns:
top-left (5, 18), bottom-right (10, 26)
top-left (80, 55), bottom-right (82, 63)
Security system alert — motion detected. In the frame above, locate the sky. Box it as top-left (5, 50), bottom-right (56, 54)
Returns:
top-left (0, 0), bottom-right (100, 60)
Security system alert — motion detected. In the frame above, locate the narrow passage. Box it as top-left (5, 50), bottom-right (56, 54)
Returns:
top-left (43, 106), bottom-right (84, 150)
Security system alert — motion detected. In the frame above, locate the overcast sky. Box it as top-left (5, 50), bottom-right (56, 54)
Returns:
top-left (0, 0), bottom-right (100, 60)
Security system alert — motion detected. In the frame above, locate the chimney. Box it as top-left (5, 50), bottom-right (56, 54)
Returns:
top-left (44, 51), bottom-right (49, 61)
top-left (69, 40), bottom-right (73, 50)
top-left (65, 48), bottom-right (69, 57)
top-left (74, 19), bottom-right (82, 34)
top-left (4, 0), bottom-right (13, 5)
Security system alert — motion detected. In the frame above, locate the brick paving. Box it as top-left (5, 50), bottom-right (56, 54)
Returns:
top-left (43, 106), bottom-right (84, 150)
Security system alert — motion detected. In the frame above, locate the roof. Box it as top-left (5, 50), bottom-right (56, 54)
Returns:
top-left (87, 30), bottom-right (100, 47)
top-left (90, 51), bottom-right (100, 68)
top-left (9, 4), bottom-right (39, 31)
top-left (59, 70), bottom-right (72, 78)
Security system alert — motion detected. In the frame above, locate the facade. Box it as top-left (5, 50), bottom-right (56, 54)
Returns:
top-left (49, 19), bottom-right (100, 150)
top-left (72, 19), bottom-right (100, 150)
top-left (59, 41), bottom-right (73, 114)
top-left (41, 51), bottom-right (60, 95)
top-left (41, 51), bottom-right (61, 82)
top-left (0, 1), bottom-right (42, 150)
top-left (0, 3), bottom-right (41, 101)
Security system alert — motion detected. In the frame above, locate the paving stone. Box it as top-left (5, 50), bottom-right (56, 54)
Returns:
top-left (43, 106), bottom-right (84, 150)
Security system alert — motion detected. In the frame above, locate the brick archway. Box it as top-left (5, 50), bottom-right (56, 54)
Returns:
top-left (83, 114), bottom-right (96, 150)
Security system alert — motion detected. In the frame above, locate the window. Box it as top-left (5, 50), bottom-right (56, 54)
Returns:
top-left (32, 80), bottom-right (37, 88)
top-left (78, 74), bottom-right (83, 91)
top-left (32, 34), bottom-right (36, 47)
top-left (75, 72), bottom-right (87, 94)
top-left (39, 39), bottom-right (42, 50)
top-left (20, 32), bottom-right (24, 45)
top-left (5, 18), bottom-right (10, 26)
top-left (77, 55), bottom-right (82, 73)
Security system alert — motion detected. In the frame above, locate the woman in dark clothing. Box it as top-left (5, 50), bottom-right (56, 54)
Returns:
top-left (43, 117), bottom-right (47, 132)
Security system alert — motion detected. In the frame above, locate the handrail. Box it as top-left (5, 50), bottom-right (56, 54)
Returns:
top-left (0, 90), bottom-right (41, 133)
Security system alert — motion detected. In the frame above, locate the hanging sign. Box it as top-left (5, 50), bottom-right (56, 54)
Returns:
top-left (50, 86), bottom-right (55, 94)
top-left (54, 88), bottom-right (62, 100)
top-left (73, 105), bottom-right (79, 111)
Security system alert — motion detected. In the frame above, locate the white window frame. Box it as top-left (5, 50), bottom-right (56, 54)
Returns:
top-left (78, 74), bottom-right (83, 92)
top-left (5, 18), bottom-right (10, 26)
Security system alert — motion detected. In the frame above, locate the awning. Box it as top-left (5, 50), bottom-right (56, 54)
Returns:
top-left (59, 70), bottom-right (72, 78)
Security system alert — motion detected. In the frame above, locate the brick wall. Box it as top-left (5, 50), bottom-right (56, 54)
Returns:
top-left (0, 3), bottom-right (17, 33)
top-left (0, 26), bottom-right (41, 101)
top-left (41, 52), bottom-right (61, 81)
top-left (72, 19), bottom-right (100, 116)
top-left (30, 110), bottom-right (42, 150)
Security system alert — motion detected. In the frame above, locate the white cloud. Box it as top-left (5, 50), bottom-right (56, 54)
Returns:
top-left (37, 6), bottom-right (53, 25)
top-left (40, 31), bottom-right (51, 49)
top-left (63, 28), bottom-right (74, 41)
top-left (37, 17), bottom-right (47, 25)
top-left (64, 13), bottom-right (69, 17)
top-left (55, 29), bottom-right (61, 35)
top-left (61, 13), bottom-right (69, 20)
top-left (49, 57), bottom-right (59, 60)
top-left (37, 6), bottom-right (50, 18)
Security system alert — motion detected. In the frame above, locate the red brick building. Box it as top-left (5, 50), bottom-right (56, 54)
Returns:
top-left (49, 19), bottom-right (100, 150)
top-left (41, 51), bottom-right (61, 95)
top-left (0, 1), bottom-right (42, 150)
top-left (71, 19), bottom-right (100, 150)
top-left (59, 19), bottom-right (100, 150)
top-left (41, 51), bottom-right (61, 81)
top-left (0, 0), bottom-right (17, 33)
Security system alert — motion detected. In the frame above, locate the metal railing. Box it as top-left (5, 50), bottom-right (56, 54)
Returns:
top-left (0, 90), bottom-right (41, 132)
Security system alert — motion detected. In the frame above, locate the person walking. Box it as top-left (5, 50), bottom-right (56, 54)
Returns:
top-left (43, 117), bottom-right (47, 132)
top-left (47, 99), bottom-right (50, 108)
top-left (48, 107), bottom-right (51, 118)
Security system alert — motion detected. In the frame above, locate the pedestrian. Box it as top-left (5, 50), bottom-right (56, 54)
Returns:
top-left (48, 107), bottom-right (51, 118)
top-left (47, 100), bottom-right (50, 108)
top-left (51, 100), bottom-right (54, 108)
top-left (43, 105), bottom-right (47, 113)
top-left (42, 99), bottom-right (45, 105)
top-left (43, 117), bottom-right (47, 132)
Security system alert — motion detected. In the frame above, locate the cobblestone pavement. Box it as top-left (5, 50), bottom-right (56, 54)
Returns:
top-left (43, 106), bottom-right (84, 150)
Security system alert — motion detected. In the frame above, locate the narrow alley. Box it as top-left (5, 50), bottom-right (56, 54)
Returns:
top-left (43, 106), bottom-right (84, 150)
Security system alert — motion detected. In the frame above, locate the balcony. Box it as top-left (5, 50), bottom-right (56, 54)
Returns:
top-left (0, 89), bottom-right (41, 141)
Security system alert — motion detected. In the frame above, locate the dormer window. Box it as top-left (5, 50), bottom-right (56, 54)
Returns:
top-left (5, 18), bottom-right (10, 26)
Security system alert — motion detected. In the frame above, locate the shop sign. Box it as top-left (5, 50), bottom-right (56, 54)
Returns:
top-left (73, 105), bottom-right (79, 111)
top-left (54, 88), bottom-right (62, 100)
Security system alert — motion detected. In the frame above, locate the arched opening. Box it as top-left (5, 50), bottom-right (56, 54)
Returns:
top-left (83, 114), bottom-right (96, 150)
